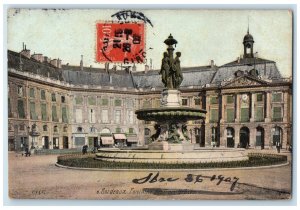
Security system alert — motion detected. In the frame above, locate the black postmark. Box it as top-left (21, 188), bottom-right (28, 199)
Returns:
top-left (111, 10), bottom-right (153, 27)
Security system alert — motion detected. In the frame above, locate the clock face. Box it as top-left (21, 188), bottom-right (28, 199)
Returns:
top-left (242, 94), bottom-right (248, 101)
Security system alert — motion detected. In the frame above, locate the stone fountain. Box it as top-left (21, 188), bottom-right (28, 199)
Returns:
top-left (135, 34), bottom-right (206, 151)
top-left (96, 34), bottom-right (248, 164)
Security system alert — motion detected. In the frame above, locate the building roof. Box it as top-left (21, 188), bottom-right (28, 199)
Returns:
top-left (8, 50), bottom-right (64, 81)
top-left (211, 57), bottom-right (282, 85)
top-left (8, 50), bottom-right (285, 89)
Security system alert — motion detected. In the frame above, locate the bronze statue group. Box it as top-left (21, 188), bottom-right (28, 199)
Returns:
top-left (159, 51), bottom-right (183, 89)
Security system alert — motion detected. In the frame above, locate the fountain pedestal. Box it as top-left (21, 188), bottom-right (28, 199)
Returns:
top-left (161, 89), bottom-right (181, 107)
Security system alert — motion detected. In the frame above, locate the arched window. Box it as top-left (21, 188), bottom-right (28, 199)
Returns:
top-left (43, 125), bottom-right (48, 131)
top-left (101, 128), bottom-right (111, 134)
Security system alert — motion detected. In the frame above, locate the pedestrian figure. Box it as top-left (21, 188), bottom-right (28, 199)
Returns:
top-left (82, 145), bottom-right (88, 155)
top-left (25, 145), bottom-right (31, 157)
top-left (276, 141), bottom-right (281, 153)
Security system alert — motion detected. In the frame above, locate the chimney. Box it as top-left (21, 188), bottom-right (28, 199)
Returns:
top-left (57, 58), bottom-right (62, 68)
top-left (145, 64), bottom-right (149, 73)
top-left (105, 62), bottom-right (109, 73)
top-left (132, 64), bottom-right (137, 72)
top-left (20, 43), bottom-right (31, 59)
top-left (31, 53), bottom-right (44, 63)
top-left (109, 75), bottom-right (112, 84)
top-left (210, 60), bottom-right (214, 68)
top-left (80, 55), bottom-right (83, 71)
top-left (50, 59), bottom-right (58, 68)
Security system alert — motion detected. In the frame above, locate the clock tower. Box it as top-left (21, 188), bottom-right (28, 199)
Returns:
top-left (243, 28), bottom-right (255, 58)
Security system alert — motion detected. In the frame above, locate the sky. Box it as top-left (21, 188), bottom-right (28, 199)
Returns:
top-left (7, 9), bottom-right (292, 77)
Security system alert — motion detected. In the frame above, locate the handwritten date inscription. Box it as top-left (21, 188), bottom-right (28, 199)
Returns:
top-left (132, 172), bottom-right (239, 192)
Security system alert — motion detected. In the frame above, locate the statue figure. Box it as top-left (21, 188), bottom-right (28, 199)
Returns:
top-left (167, 123), bottom-right (181, 143)
top-left (173, 52), bottom-right (183, 88)
top-left (159, 52), bottom-right (170, 87)
top-left (159, 49), bottom-right (183, 89)
top-left (150, 124), bottom-right (161, 142)
top-left (181, 124), bottom-right (190, 141)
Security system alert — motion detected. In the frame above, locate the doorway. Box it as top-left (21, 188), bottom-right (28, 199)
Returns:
top-left (43, 136), bottom-right (49, 149)
top-left (273, 126), bottom-right (282, 146)
top-left (239, 127), bottom-right (250, 148)
top-left (256, 127), bottom-right (265, 149)
top-left (226, 127), bottom-right (235, 148)
top-left (63, 136), bottom-right (69, 149)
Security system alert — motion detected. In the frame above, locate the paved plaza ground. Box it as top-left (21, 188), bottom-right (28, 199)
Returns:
top-left (8, 149), bottom-right (292, 200)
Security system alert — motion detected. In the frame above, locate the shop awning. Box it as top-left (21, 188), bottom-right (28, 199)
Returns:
top-left (127, 136), bottom-right (138, 143)
top-left (113, 134), bottom-right (127, 140)
top-left (101, 136), bottom-right (114, 145)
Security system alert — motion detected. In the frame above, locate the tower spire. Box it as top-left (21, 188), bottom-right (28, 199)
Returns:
top-left (247, 16), bottom-right (249, 34)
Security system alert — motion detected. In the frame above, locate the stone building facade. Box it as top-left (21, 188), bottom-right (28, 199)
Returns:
top-left (7, 31), bottom-right (292, 151)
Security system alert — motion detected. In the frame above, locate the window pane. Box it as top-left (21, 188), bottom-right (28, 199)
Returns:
top-left (226, 108), bottom-right (234, 122)
top-left (182, 99), bottom-right (188, 106)
top-left (240, 108), bottom-right (249, 122)
top-left (52, 105), bottom-right (58, 122)
top-left (17, 100), bottom-right (25, 119)
top-left (210, 96), bottom-right (218, 104)
top-left (102, 98), bottom-right (109, 106)
top-left (8, 98), bottom-right (12, 118)
top-left (257, 93), bottom-right (263, 102)
top-left (255, 107), bottom-right (264, 122)
top-left (102, 109), bottom-right (108, 123)
top-left (88, 97), bottom-right (96, 105)
top-left (272, 93), bottom-right (282, 102)
top-left (210, 109), bottom-right (219, 122)
top-left (76, 109), bottom-right (82, 123)
top-left (51, 93), bottom-right (56, 102)
top-left (194, 98), bottom-right (201, 105)
top-left (30, 102), bottom-right (37, 120)
top-left (115, 99), bottom-right (122, 106)
top-left (75, 96), bottom-right (83, 105)
top-left (41, 90), bottom-right (46, 100)
top-left (226, 95), bottom-right (234, 104)
top-left (41, 104), bottom-right (47, 121)
top-left (62, 107), bottom-right (68, 123)
top-left (115, 110), bottom-right (121, 124)
top-left (273, 107), bottom-right (282, 121)
top-left (29, 88), bottom-right (35, 98)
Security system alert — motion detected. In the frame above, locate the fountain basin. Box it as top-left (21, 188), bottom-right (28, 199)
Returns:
top-left (95, 147), bottom-right (249, 164)
top-left (135, 107), bottom-right (206, 122)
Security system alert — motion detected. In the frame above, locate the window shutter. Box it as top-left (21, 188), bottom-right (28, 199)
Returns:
top-left (30, 102), bottom-right (37, 120)
top-left (255, 107), bottom-right (264, 122)
top-left (62, 107), bottom-right (68, 123)
top-left (226, 108), bottom-right (234, 122)
top-left (17, 100), bottom-right (25, 119)
top-left (210, 109), bottom-right (219, 122)
top-left (240, 108), bottom-right (249, 122)
top-left (52, 105), bottom-right (58, 122)
top-left (41, 104), bottom-right (47, 121)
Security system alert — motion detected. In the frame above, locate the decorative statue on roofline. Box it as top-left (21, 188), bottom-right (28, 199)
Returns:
top-left (159, 34), bottom-right (183, 89)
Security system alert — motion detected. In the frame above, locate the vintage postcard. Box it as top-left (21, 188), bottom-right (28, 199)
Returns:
top-left (6, 8), bottom-right (293, 200)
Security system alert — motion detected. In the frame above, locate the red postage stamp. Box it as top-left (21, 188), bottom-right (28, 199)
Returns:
top-left (96, 22), bottom-right (145, 64)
